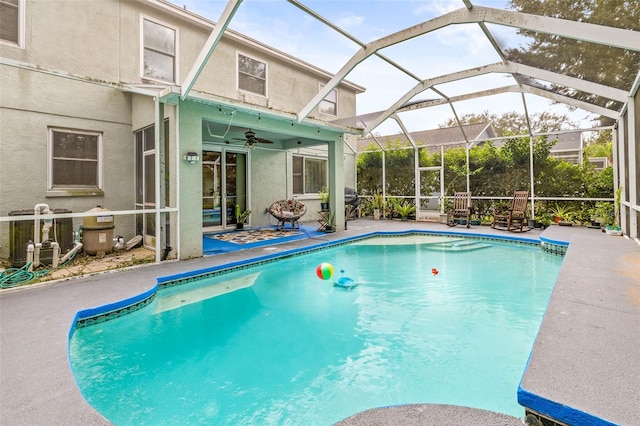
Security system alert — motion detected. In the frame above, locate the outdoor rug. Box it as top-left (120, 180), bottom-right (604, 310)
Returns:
top-left (203, 225), bottom-right (321, 255)
top-left (206, 228), bottom-right (302, 244)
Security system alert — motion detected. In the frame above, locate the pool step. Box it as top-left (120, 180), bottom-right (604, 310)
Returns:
top-left (422, 239), bottom-right (491, 252)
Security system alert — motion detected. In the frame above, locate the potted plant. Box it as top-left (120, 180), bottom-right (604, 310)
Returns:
top-left (549, 203), bottom-right (574, 224)
top-left (571, 205), bottom-right (591, 227)
top-left (395, 202), bottom-right (416, 221)
top-left (318, 186), bottom-right (330, 211)
top-left (386, 197), bottom-right (402, 220)
top-left (587, 206), bottom-right (604, 228)
top-left (535, 213), bottom-right (553, 229)
top-left (323, 209), bottom-right (336, 232)
top-left (593, 201), bottom-right (614, 232)
top-left (371, 193), bottom-right (385, 220)
top-left (235, 204), bottom-right (251, 230)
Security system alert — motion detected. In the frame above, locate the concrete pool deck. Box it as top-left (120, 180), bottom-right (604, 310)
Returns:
top-left (1, 220), bottom-right (638, 425)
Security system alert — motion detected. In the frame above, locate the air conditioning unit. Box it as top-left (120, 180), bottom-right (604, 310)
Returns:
top-left (9, 209), bottom-right (74, 267)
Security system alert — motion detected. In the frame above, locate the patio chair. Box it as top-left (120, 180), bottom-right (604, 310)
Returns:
top-left (269, 199), bottom-right (307, 231)
top-left (492, 190), bottom-right (529, 232)
top-left (447, 192), bottom-right (472, 228)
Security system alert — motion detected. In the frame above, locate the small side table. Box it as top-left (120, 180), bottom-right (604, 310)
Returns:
top-left (317, 210), bottom-right (330, 232)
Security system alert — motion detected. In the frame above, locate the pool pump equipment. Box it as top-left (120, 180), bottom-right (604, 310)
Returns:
top-left (25, 204), bottom-right (80, 271)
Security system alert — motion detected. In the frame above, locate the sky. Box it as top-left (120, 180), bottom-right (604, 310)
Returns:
top-left (169, 0), bottom-right (598, 135)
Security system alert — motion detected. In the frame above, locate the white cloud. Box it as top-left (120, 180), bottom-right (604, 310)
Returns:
top-left (413, 0), bottom-right (463, 18)
top-left (335, 14), bottom-right (366, 30)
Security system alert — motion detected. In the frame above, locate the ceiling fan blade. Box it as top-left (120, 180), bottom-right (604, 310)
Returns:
top-left (255, 138), bottom-right (274, 144)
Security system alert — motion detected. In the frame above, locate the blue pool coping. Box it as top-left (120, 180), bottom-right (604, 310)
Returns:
top-left (517, 385), bottom-right (617, 426)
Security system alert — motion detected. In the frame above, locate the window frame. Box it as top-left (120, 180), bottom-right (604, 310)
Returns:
top-left (47, 127), bottom-right (103, 196)
top-left (292, 154), bottom-right (328, 196)
top-left (319, 83), bottom-right (338, 116)
top-left (0, 0), bottom-right (25, 48)
top-left (140, 15), bottom-right (178, 84)
top-left (237, 51), bottom-right (268, 97)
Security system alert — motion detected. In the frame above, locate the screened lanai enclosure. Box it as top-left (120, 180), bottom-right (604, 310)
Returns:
top-left (188, 0), bottom-right (639, 240)
top-left (164, 0), bottom-right (640, 248)
top-left (3, 0), bottom-right (636, 262)
top-left (354, 124), bottom-right (617, 225)
top-left (311, 1), bottom-right (639, 236)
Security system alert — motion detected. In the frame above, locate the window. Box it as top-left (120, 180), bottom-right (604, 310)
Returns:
top-left (293, 155), bottom-right (327, 195)
top-left (142, 17), bottom-right (176, 83)
top-left (49, 129), bottom-right (101, 190)
top-left (319, 84), bottom-right (337, 116)
top-left (0, 0), bottom-right (24, 47)
top-left (238, 53), bottom-right (267, 96)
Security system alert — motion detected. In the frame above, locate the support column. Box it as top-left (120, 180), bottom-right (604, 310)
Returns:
top-left (627, 92), bottom-right (638, 238)
top-left (155, 100), bottom-right (166, 263)
top-left (328, 136), bottom-right (345, 231)
top-left (616, 117), bottom-right (627, 233)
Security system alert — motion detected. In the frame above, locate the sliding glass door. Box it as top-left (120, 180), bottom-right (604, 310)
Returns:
top-left (202, 147), bottom-right (247, 231)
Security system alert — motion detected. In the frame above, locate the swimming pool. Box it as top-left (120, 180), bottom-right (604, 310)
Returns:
top-left (69, 234), bottom-right (563, 425)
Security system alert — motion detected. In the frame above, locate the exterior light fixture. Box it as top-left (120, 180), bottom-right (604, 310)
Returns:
top-left (183, 152), bottom-right (200, 163)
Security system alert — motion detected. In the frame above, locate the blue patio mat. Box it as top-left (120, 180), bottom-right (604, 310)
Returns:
top-left (203, 225), bottom-right (325, 255)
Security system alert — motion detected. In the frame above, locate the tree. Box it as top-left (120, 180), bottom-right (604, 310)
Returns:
top-left (506, 0), bottom-right (640, 125)
top-left (583, 129), bottom-right (613, 163)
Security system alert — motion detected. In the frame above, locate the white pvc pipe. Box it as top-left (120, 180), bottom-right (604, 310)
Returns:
top-left (26, 243), bottom-right (34, 271)
top-left (33, 203), bottom-right (50, 245)
top-left (33, 243), bottom-right (41, 269)
top-left (60, 242), bottom-right (83, 264)
top-left (51, 242), bottom-right (60, 268)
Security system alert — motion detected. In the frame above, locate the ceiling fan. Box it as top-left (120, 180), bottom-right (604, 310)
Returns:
top-left (230, 129), bottom-right (275, 147)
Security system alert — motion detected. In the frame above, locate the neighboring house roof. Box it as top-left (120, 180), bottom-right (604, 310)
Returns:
top-left (548, 131), bottom-right (582, 152)
top-left (357, 122), bottom-right (496, 152)
top-left (483, 130), bottom-right (584, 164)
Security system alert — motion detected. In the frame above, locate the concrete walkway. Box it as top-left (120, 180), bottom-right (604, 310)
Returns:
top-left (1, 220), bottom-right (638, 425)
top-left (519, 226), bottom-right (640, 425)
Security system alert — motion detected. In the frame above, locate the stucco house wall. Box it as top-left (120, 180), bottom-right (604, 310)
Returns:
top-left (0, 65), bottom-right (135, 259)
top-left (0, 0), bottom-right (362, 262)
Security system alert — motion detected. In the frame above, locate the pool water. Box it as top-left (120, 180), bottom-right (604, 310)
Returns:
top-left (69, 235), bottom-right (563, 425)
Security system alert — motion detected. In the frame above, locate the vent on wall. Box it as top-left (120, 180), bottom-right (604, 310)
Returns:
top-left (9, 209), bottom-right (74, 267)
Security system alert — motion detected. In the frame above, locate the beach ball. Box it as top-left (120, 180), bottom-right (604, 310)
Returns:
top-left (316, 263), bottom-right (334, 280)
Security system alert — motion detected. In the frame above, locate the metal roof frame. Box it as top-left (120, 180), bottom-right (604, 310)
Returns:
top-left (180, 1), bottom-right (638, 145)
top-left (288, 4), bottom-right (640, 135)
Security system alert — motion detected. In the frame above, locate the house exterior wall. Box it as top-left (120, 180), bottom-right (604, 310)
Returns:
top-left (0, 0), bottom-right (122, 80)
top-left (0, 0), bottom-right (361, 262)
top-left (0, 65), bottom-right (135, 260)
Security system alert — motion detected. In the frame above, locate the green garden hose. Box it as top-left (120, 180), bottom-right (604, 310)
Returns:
top-left (0, 263), bottom-right (50, 289)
